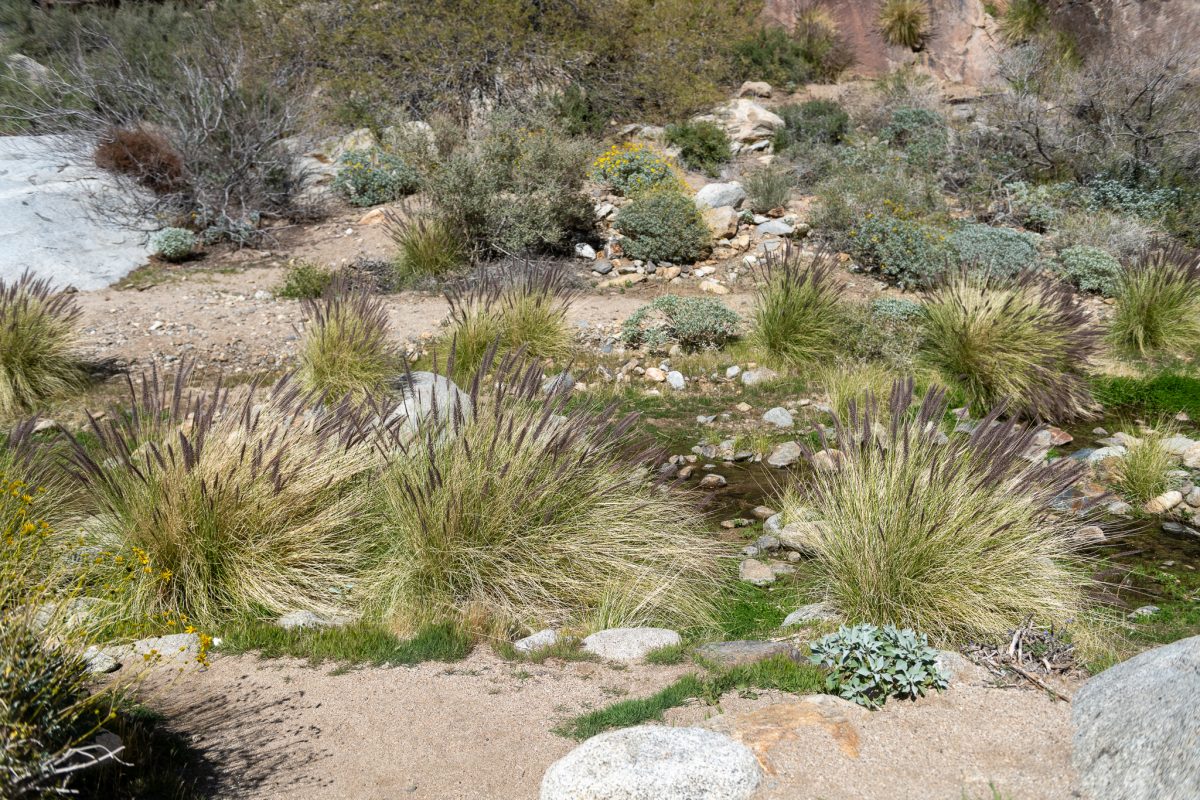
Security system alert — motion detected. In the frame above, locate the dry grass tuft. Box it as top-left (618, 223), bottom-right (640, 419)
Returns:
top-left (878, 0), bottom-right (931, 49)
top-left (0, 272), bottom-right (87, 420)
top-left (920, 272), bottom-right (1097, 421)
top-left (782, 380), bottom-right (1093, 644)
top-left (299, 278), bottom-right (399, 401)
top-left (362, 350), bottom-right (723, 633)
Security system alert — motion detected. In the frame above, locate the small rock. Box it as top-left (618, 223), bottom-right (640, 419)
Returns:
top-left (592, 259), bottom-right (613, 275)
top-left (737, 80), bottom-right (772, 98)
top-left (83, 646), bottom-right (121, 675)
top-left (739, 558), bottom-right (775, 586)
top-left (1107, 500), bottom-right (1133, 516)
top-left (599, 274), bottom-right (646, 288)
top-left (665, 371), bottom-right (685, 390)
top-left (276, 610), bottom-right (350, 631)
top-left (762, 407), bottom-right (794, 429)
top-left (574, 242), bottom-right (596, 260)
top-left (755, 534), bottom-right (780, 551)
top-left (644, 367), bottom-right (666, 382)
top-left (699, 474), bottom-right (728, 489)
top-left (767, 441), bottom-right (802, 468)
top-left (694, 182), bottom-right (747, 210)
top-left (514, 629), bottom-right (560, 654)
top-left (752, 505), bottom-right (778, 520)
top-left (735, 402), bottom-right (753, 413)
top-left (1162, 435), bottom-right (1197, 457)
top-left (581, 628), bottom-right (681, 663)
top-left (542, 372), bottom-right (576, 396)
top-left (721, 518), bottom-right (754, 529)
top-left (725, 365), bottom-right (742, 379)
top-left (699, 279), bottom-right (729, 295)
top-left (1145, 491), bottom-right (1183, 514)
top-left (741, 367), bottom-right (779, 387)
top-left (1130, 605), bottom-right (1160, 619)
top-left (695, 640), bottom-right (802, 668)
top-left (1186, 487), bottom-right (1200, 507)
top-left (781, 602), bottom-right (840, 627)
top-left (755, 219), bottom-right (794, 236)
top-left (1076, 525), bottom-right (1108, 545)
top-left (809, 449), bottom-right (843, 471)
top-left (1087, 446), bottom-right (1127, 464)
top-left (540, 726), bottom-right (761, 800)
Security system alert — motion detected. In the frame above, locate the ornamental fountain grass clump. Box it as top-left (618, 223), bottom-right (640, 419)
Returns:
top-left (65, 364), bottom-right (379, 628)
top-left (781, 380), bottom-right (1094, 645)
top-left (362, 349), bottom-right (724, 634)
top-left (299, 277), bottom-right (399, 402)
top-left (920, 271), bottom-right (1098, 421)
top-left (751, 244), bottom-right (847, 365)
top-left (1109, 243), bottom-right (1200, 360)
top-left (0, 272), bottom-right (88, 419)
top-left (442, 260), bottom-right (576, 379)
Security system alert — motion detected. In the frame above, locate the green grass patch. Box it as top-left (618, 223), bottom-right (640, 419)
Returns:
top-left (1092, 373), bottom-right (1200, 421)
top-left (555, 654), bottom-right (825, 740)
top-left (643, 642), bottom-right (689, 665)
top-left (219, 619), bottom-right (474, 669)
top-left (715, 581), bottom-right (805, 640)
top-left (493, 637), bottom-right (599, 664)
top-left (1124, 566), bottom-right (1200, 648)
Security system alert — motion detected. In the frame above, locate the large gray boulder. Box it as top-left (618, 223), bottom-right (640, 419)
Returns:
top-left (541, 725), bottom-right (762, 800)
top-left (0, 135), bottom-right (153, 289)
top-left (694, 182), bottom-right (746, 210)
top-left (381, 372), bottom-right (472, 441)
top-left (1072, 635), bottom-right (1200, 800)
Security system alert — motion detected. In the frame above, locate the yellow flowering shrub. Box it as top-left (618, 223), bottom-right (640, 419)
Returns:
top-left (589, 143), bottom-right (678, 196)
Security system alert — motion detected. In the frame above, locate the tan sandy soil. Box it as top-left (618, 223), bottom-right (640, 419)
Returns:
top-left (143, 649), bottom-right (1078, 800)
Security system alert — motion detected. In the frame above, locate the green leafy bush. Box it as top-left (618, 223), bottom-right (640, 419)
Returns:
top-left (1109, 244), bottom-right (1200, 359)
top-left (427, 116), bottom-right (594, 257)
top-left (809, 624), bottom-right (948, 708)
top-left (921, 273), bottom-right (1097, 419)
top-left (614, 190), bottom-right (710, 264)
top-left (878, 0), bottom-right (930, 50)
top-left (846, 212), bottom-right (954, 289)
top-left (277, 260), bottom-right (335, 300)
top-left (869, 297), bottom-right (925, 321)
top-left (743, 164), bottom-right (794, 213)
top-left (553, 84), bottom-right (610, 137)
top-left (151, 227), bottom-right (195, 262)
top-left (363, 352), bottom-right (724, 632)
top-left (333, 148), bottom-right (420, 207)
top-left (0, 273), bottom-right (86, 419)
top-left (730, 11), bottom-right (851, 87)
top-left (1054, 246), bottom-right (1122, 296)
top-left (665, 121), bottom-right (731, 177)
top-left (300, 280), bottom-right (398, 400)
top-left (1004, 180), bottom-right (1073, 232)
top-left (590, 143), bottom-right (677, 196)
top-left (752, 245), bottom-right (846, 364)
top-left (782, 382), bottom-right (1093, 643)
top-left (621, 295), bottom-right (740, 352)
top-left (773, 99), bottom-right (850, 151)
top-left (947, 223), bottom-right (1040, 278)
top-left (1086, 177), bottom-right (1175, 220)
top-left (810, 152), bottom-right (946, 241)
top-left (881, 107), bottom-right (948, 167)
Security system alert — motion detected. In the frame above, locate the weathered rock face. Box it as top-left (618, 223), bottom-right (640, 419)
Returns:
top-left (0, 135), bottom-right (153, 289)
top-left (1072, 635), bottom-right (1200, 800)
top-left (381, 372), bottom-right (473, 441)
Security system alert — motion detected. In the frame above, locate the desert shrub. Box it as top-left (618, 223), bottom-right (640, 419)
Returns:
top-left (1085, 177), bottom-right (1176, 220)
top-left (1052, 209), bottom-right (1156, 262)
top-left (150, 227), bottom-right (195, 263)
top-left (782, 381), bottom-right (1092, 643)
top-left (664, 120), bottom-right (731, 177)
top-left (0, 273), bottom-right (86, 419)
top-left (743, 164), bottom-right (794, 213)
top-left (947, 223), bottom-right (1040, 278)
top-left (878, 0), bottom-right (930, 50)
top-left (277, 260), bottom-right (335, 300)
top-left (11, 13), bottom-right (306, 235)
top-left (1054, 246), bottom-right (1122, 296)
top-left (589, 143), bottom-right (677, 196)
top-left (426, 115), bottom-right (594, 257)
top-left (752, 245), bottom-right (846, 365)
top-left (809, 624), bottom-right (948, 707)
top-left (810, 153), bottom-right (946, 241)
top-left (614, 189), bottom-right (710, 264)
top-left (1109, 244), bottom-right (1200, 359)
top-left (332, 148), bottom-right (420, 207)
top-left (388, 213), bottom-right (467, 281)
top-left (846, 212), bottom-right (954, 289)
top-left (1001, 180), bottom-right (1073, 232)
top-left (93, 125), bottom-right (184, 194)
top-left (730, 10), bottom-right (851, 87)
top-left (772, 99), bottom-right (849, 151)
top-left (444, 261), bottom-right (576, 377)
top-left (1112, 424), bottom-right (1176, 506)
top-left (845, 301), bottom-right (925, 371)
top-left (921, 273), bottom-right (1098, 420)
top-left (621, 296), bottom-right (740, 352)
top-left (299, 281), bottom-right (398, 401)
top-left (881, 107), bottom-right (948, 167)
top-left (362, 352), bottom-right (724, 631)
top-left (552, 84), bottom-right (610, 137)
top-left (66, 367), bottom-right (377, 627)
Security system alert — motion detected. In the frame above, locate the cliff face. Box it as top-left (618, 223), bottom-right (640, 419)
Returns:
top-left (762, 0), bottom-right (1200, 86)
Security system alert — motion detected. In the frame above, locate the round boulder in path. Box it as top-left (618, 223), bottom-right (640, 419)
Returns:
top-left (1072, 634), bottom-right (1200, 800)
top-left (540, 725), bottom-right (762, 800)
top-left (582, 628), bottom-right (681, 663)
